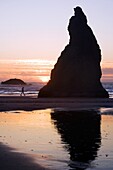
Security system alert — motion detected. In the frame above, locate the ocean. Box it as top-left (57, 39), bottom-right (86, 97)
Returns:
top-left (0, 82), bottom-right (44, 96)
top-left (103, 82), bottom-right (113, 98)
top-left (0, 82), bottom-right (113, 97)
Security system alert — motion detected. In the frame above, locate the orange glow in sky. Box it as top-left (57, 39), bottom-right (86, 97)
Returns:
top-left (0, 59), bottom-right (55, 83)
top-left (0, 59), bottom-right (113, 83)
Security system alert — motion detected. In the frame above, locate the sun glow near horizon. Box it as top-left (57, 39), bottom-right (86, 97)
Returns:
top-left (0, 59), bottom-right (113, 83)
top-left (0, 59), bottom-right (55, 83)
top-left (23, 59), bottom-right (54, 83)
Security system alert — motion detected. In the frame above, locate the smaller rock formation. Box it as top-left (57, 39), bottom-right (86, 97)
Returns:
top-left (38, 6), bottom-right (109, 98)
top-left (1, 78), bottom-right (26, 85)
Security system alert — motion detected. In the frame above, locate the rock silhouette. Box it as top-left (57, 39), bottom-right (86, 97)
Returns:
top-left (38, 6), bottom-right (109, 98)
top-left (1, 78), bottom-right (26, 85)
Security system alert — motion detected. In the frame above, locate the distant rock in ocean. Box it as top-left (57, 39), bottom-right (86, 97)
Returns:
top-left (38, 6), bottom-right (109, 98)
top-left (1, 78), bottom-right (26, 85)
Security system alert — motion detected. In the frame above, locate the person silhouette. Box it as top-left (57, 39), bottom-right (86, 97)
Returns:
top-left (20, 87), bottom-right (25, 96)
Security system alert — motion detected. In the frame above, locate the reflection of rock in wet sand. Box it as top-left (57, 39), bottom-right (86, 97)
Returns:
top-left (51, 110), bottom-right (101, 169)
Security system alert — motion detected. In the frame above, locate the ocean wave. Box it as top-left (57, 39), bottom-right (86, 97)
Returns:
top-left (0, 82), bottom-right (113, 97)
top-left (0, 83), bottom-right (43, 96)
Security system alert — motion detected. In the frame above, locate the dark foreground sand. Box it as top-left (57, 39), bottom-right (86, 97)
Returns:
top-left (0, 96), bottom-right (113, 111)
top-left (0, 143), bottom-right (49, 170)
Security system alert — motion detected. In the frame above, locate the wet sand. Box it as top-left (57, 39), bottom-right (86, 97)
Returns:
top-left (0, 109), bottom-right (60, 170)
top-left (0, 96), bottom-right (113, 111)
top-left (1, 96), bottom-right (113, 169)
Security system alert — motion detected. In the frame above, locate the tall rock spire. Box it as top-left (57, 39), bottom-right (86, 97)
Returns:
top-left (38, 7), bottom-right (109, 98)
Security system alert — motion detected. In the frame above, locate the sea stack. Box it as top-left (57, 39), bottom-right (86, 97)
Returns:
top-left (38, 7), bottom-right (109, 98)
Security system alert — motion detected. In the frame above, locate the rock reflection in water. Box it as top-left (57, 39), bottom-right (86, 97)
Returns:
top-left (51, 110), bottom-right (101, 169)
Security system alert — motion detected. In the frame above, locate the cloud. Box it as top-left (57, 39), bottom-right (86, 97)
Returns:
top-left (1, 59), bottom-right (113, 83)
top-left (101, 67), bottom-right (113, 82)
top-left (102, 68), bottom-right (113, 74)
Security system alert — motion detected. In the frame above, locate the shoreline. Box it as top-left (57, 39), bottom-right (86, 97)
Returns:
top-left (0, 96), bottom-right (113, 111)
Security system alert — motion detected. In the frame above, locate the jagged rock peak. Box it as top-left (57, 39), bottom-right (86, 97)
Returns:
top-left (74, 6), bottom-right (87, 23)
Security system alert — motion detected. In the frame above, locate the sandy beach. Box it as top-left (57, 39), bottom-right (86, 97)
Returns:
top-left (1, 96), bottom-right (113, 169)
top-left (0, 96), bottom-right (113, 111)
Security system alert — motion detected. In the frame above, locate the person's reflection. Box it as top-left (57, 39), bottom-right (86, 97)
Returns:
top-left (51, 110), bottom-right (101, 169)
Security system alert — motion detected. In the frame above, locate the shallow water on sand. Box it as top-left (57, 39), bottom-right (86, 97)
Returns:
top-left (0, 108), bottom-right (113, 169)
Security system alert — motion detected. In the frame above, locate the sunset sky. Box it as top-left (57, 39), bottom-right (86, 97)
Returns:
top-left (0, 0), bottom-right (113, 82)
